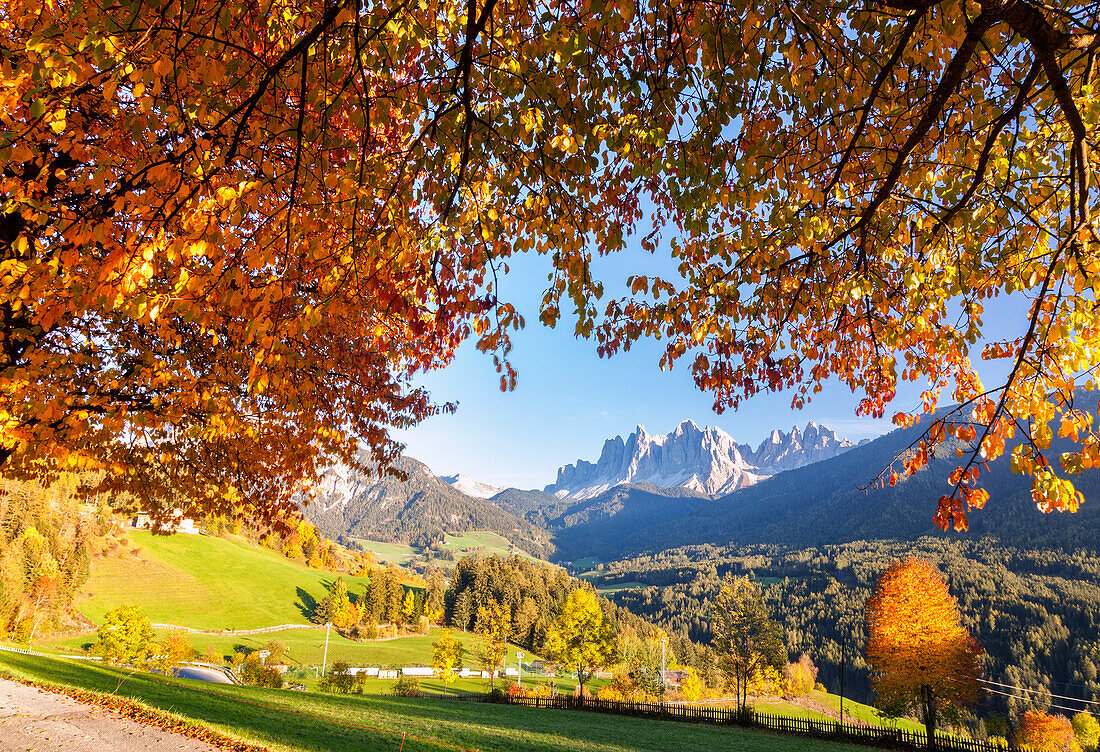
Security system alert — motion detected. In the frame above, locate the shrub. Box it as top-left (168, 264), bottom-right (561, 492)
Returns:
top-left (391, 676), bottom-right (421, 697)
top-left (484, 688), bottom-right (506, 703)
top-left (596, 685), bottom-right (623, 702)
top-left (240, 653), bottom-right (284, 688)
top-left (319, 661), bottom-right (357, 693)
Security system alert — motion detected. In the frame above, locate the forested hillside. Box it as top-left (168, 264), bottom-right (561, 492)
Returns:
top-left (0, 476), bottom-right (104, 640)
top-left (305, 457), bottom-right (553, 558)
top-left (595, 538), bottom-right (1100, 719)
top-left (547, 484), bottom-right (711, 561)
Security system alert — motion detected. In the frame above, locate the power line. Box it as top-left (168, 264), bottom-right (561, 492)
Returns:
top-left (981, 686), bottom-right (1093, 715)
top-left (978, 678), bottom-right (1100, 708)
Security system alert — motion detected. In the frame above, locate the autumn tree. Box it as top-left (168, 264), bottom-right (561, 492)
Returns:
top-left (1019, 711), bottom-right (1081, 752)
top-left (680, 667), bottom-right (707, 703)
top-left (865, 558), bottom-right (984, 749)
top-left (402, 590), bottom-right (418, 629)
top-left (432, 630), bottom-right (465, 698)
top-left (425, 570), bottom-right (447, 625)
top-left (711, 575), bottom-right (786, 712)
top-left (0, 476), bottom-right (97, 641)
top-left (8, 0), bottom-right (1100, 531)
top-left (150, 630), bottom-right (194, 674)
top-left (475, 599), bottom-right (510, 691)
top-left (1073, 712), bottom-right (1100, 752)
top-left (312, 576), bottom-right (357, 630)
top-left (785, 654), bottom-right (819, 699)
top-left (95, 605), bottom-right (155, 665)
top-left (543, 589), bottom-right (616, 698)
top-left (588, 2), bottom-right (1100, 528)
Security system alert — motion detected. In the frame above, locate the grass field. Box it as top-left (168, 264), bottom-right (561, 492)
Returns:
top-left (0, 651), bottom-right (875, 752)
top-left (438, 530), bottom-right (535, 559)
top-left (357, 531), bottom-right (545, 568)
top-left (571, 556), bottom-right (602, 572)
top-left (594, 581), bottom-right (644, 595)
top-left (353, 539), bottom-right (418, 564)
top-left (77, 531), bottom-right (371, 630)
top-left (35, 628), bottom-right (541, 673)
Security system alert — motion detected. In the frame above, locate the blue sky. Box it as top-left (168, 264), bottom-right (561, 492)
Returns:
top-left (394, 248), bottom-right (1030, 491)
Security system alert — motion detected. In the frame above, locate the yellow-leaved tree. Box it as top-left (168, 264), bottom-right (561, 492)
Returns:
top-left (476, 599), bottom-right (510, 691)
top-left (431, 629), bottom-right (464, 698)
top-left (544, 589), bottom-right (616, 698)
top-left (864, 558), bottom-right (984, 750)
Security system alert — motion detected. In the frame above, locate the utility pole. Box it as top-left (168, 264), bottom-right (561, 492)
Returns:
top-left (517, 652), bottom-right (524, 688)
top-left (660, 635), bottom-right (667, 685)
top-left (839, 632), bottom-right (846, 726)
top-left (322, 622), bottom-right (331, 677)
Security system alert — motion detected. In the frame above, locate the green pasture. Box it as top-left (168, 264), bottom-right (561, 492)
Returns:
top-left (353, 539), bottom-right (418, 564)
top-left (0, 651), bottom-right (876, 752)
top-left (78, 531), bottom-right (371, 630)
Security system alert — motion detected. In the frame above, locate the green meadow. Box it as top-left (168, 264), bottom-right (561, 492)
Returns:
top-left (79, 530), bottom-right (371, 630)
top-left (0, 651), bottom-right (875, 752)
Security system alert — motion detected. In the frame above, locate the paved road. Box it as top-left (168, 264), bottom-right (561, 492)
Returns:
top-left (174, 665), bottom-right (236, 684)
top-left (0, 678), bottom-right (228, 751)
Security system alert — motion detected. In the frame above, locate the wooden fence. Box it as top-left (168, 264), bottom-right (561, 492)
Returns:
top-left (500, 696), bottom-right (1013, 752)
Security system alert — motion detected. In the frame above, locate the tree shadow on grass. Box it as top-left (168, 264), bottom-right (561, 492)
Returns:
top-left (296, 587), bottom-right (318, 620)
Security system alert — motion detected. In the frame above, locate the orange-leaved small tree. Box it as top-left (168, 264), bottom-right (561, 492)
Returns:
top-left (1018, 710), bottom-right (1080, 752)
top-left (865, 558), bottom-right (983, 750)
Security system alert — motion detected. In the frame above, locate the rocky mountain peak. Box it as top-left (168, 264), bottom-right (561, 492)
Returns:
top-left (546, 420), bottom-right (857, 500)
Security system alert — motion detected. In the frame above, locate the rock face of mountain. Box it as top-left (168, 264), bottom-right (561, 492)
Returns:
top-left (544, 420), bottom-right (856, 499)
top-left (305, 456), bottom-right (552, 558)
top-left (440, 474), bottom-right (503, 499)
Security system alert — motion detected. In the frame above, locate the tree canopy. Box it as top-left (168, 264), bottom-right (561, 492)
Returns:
top-left (544, 588), bottom-right (616, 694)
top-left (710, 574), bottom-right (786, 712)
top-left (865, 558), bottom-right (983, 748)
top-left (5, 0), bottom-right (1100, 523)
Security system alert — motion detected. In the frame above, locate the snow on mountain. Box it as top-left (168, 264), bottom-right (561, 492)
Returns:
top-left (440, 473), bottom-right (504, 499)
top-left (545, 420), bottom-right (857, 500)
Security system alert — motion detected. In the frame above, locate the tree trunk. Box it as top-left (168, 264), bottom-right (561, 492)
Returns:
top-left (921, 684), bottom-right (937, 752)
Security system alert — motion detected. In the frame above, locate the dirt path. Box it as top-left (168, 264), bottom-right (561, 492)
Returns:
top-left (0, 678), bottom-right (230, 752)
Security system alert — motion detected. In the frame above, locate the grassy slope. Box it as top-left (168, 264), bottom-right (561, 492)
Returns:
top-left (751, 691), bottom-right (923, 732)
top-left (358, 530), bottom-right (546, 568)
top-left (353, 540), bottom-right (418, 564)
top-left (38, 627), bottom-right (540, 671)
top-left (79, 530), bottom-right (371, 629)
top-left (438, 531), bottom-right (537, 560)
top-left (0, 651), bottom-right (871, 752)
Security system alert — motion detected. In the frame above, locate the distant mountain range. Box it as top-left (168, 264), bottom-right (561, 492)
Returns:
top-left (300, 410), bottom-right (1100, 565)
top-left (544, 420), bottom-right (862, 499)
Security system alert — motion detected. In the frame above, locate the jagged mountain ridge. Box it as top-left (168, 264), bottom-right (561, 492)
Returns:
top-left (304, 456), bottom-right (553, 558)
top-left (544, 419), bottom-right (859, 499)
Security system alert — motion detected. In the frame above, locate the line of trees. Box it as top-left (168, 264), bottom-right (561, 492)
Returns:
top-left (309, 567), bottom-right (447, 636)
